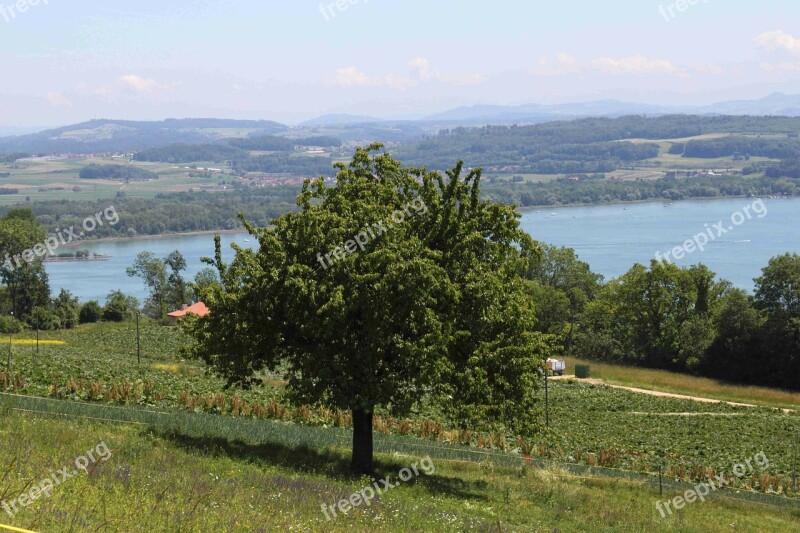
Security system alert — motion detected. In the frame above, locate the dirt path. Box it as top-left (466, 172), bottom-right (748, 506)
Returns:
top-left (551, 376), bottom-right (796, 413)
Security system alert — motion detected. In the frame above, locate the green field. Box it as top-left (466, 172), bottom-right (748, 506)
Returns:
top-left (0, 157), bottom-right (238, 206)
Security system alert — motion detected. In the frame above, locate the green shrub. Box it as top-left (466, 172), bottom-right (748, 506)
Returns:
top-left (0, 315), bottom-right (22, 334)
top-left (79, 301), bottom-right (103, 324)
top-left (30, 307), bottom-right (61, 331)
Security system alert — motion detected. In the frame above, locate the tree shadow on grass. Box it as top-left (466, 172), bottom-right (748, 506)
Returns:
top-left (154, 430), bottom-right (488, 501)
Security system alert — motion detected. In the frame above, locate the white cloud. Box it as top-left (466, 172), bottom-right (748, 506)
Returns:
top-left (118, 74), bottom-right (178, 93)
top-left (589, 55), bottom-right (685, 76)
top-left (754, 30), bottom-right (800, 58)
top-left (408, 57), bottom-right (487, 85)
top-left (47, 92), bottom-right (72, 107)
top-left (529, 53), bottom-right (582, 76)
top-left (691, 64), bottom-right (727, 75)
top-left (326, 58), bottom-right (486, 90)
top-left (759, 62), bottom-right (800, 72)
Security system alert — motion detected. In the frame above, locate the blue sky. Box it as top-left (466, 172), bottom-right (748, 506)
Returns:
top-left (0, 0), bottom-right (799, 126)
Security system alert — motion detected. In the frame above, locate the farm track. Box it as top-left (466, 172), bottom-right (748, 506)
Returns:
top-left (551, 376), bottom-right (796, 413)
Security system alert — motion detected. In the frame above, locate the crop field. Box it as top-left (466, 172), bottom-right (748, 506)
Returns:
top-left (0, 156), bottom-right (238, 206)
top-left (0, 321), bottom-right (798, 501)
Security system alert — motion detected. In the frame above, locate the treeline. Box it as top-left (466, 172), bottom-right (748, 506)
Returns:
top-left (765, 159), bottom-right (800, 179)
top-left (568, 255), bottom-right (800, 390)
top-left (133, 138), bottom-right (341, 176)
top-left (133, 144), bottom-right (244, 164)
top-left (230, 154), bottom-right (335, 175)
top-left (79, 164), bottom-right (158, 181)
top-left (669, 136), bottom-right (800, 159)
top-left (229, 135), bottom-right (341, 151)
top-left (0, 153), bottom-right (29, 163)
top-left (528, 245), bottom-right (800, 390)
top-left (395, 115), bottom-right (800, 173)
top-left (482, 174), bottom-right (799, 207)
top-left (0, 186), bottom-right (300, 238)
top-left (398, 135), bottom-right (659, 174)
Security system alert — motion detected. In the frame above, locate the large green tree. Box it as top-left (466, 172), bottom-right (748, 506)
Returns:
top-left (186, 146), bottom-right (554, 473)
top-left (0, 210), bottom-right (48, 319)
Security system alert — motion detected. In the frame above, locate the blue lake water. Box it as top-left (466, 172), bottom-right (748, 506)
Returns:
top-left (47, 197), bottom-right (800, 303)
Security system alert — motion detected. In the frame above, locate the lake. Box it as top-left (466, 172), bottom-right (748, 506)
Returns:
top-left (47, 197), bottom-right (800, 302)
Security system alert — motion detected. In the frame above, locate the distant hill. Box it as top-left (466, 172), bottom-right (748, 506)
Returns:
top-left (424, 93), bottom-right (800, 125)
top-left (298, 114), bottom-right (385, 127)
top-left (697, 92), bottom-right (800, 116)
top-left (424, 100), bottom-right (679, 124)
top-left (0, 118), bottom-right (288, 154)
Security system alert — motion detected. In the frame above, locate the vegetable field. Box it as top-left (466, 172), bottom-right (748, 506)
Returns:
top-left (1, 321), bottom-right (798, 495)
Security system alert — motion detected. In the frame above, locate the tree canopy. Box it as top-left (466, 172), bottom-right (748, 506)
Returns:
top-left (186, 145), bottom-right (555, 473)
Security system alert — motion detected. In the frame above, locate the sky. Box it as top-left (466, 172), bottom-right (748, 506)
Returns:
top-left (0, 0), bottom-right (799, 127)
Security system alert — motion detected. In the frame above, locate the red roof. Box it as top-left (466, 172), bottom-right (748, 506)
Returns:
top-left (167, 302), bottom-right (210, 318)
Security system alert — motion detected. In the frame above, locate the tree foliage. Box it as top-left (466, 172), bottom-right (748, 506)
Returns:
top-left (185, 146), bottom-right (555, 473)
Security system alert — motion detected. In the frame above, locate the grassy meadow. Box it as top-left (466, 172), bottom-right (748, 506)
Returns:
top-left (1, 408), bottom-right (799, 532)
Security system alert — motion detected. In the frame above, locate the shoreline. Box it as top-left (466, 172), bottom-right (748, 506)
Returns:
top-left (57, 194), bottom-right (792, 246)
top-left (515, 194), bottom-right (785, 213)
top-left (61, 229), bottom-right (246, 247)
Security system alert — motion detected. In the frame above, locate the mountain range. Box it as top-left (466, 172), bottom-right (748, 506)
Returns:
top-left (3, 93), bottom-right (800, 154)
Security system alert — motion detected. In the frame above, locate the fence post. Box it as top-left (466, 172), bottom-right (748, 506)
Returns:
top-left (136, 312), bottom-right (141, 365)
top-left (793, 430), bottom-right (798, 493)
top-left (545, 369), bottom-right (549, 427)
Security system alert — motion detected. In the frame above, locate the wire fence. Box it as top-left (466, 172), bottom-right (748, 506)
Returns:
top-left (1, 392), bottom-right (799, 511)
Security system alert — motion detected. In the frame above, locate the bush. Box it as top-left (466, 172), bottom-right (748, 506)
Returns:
top-left (53, 289), bottom-right (80, 329)
top-left (79, 301), bottom-right (102, 324)
top-left (102, 291), bottom-right (139, 322)
top-left (29, 307), bottom-right (61, 331)
top-left (0, 316), bottom-right (22, 334)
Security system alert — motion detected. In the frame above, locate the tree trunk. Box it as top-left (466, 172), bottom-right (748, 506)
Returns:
top-left (351, 408), bottom-right (374, 474)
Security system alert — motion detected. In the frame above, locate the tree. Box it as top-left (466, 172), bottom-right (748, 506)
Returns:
top-left (164, 251), bottom-right (188, 309)
top-left (575, 261), bottom-right (720, 372)
top-left (704, 289), bottom-right (766, 382)
top-left (0, 211), bottom-right (48, 319)
top-left (525, 244), bottom-right (602, 350)
top-left (103, 290), bottom-right (139, 322)
top-left (10, 261), bottom-right (50, 321)
top-left (79, 301), bottom-right (102, 324)
top-left (127, 251), bottom-right (187, 319)
top-left (126, 252), bottom-right (169, 319)
top-left (189, 268), bottom-right (219, 302)
top-left (53, 289), bottom-right (80, 329)
top-left (29, 306), bottom-right (61, 331)
top-left (754, 253), bottom-right (800, 319)
top-left (186, 146), bottom-right (554, 473)
top-left (752, 254), bottom-right (800, 387)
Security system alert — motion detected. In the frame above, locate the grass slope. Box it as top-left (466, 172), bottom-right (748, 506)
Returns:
top-left (1, 410), bottom-right (799, 532)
